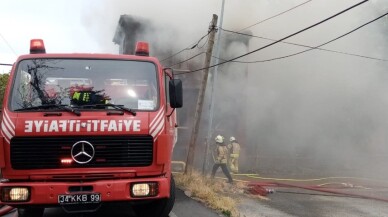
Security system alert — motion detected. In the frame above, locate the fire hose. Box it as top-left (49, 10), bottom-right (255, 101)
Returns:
top-left (211, 173), bottom-right (388, 202)
top-left (240, 173), bottom-right (388, 202)
top-left (1, 172), bottom-right (381, 216)
top-left (247, 181), bottom-right (388, 202)
top-left (0, 205), bottom-right (15, 216)
top-left (235, 174), bottom-right (388, 185)
top-left (173, 168), bottom-right (388, 201)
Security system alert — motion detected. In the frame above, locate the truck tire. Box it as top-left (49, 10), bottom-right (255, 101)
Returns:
top-left (133, 176), bottom-right (175, 217)
top-left (17, 207), bottom-right (44, 217)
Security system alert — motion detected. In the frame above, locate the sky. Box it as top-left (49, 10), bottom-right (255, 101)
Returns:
top-left (0, 0), bottom-right (99, 73)
top-left (0, 0), bottom-right (220, 73)
top-left (1, 0), bottom-right (386, 70)
top-left (0, 0), bottom-right (215, 73)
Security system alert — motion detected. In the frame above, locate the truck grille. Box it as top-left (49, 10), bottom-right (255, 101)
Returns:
top-left (10, 136), bottom-right (153, 170)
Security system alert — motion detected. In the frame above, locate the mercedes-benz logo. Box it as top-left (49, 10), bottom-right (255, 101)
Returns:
top-left (71, 141), bottom-right (95, 164)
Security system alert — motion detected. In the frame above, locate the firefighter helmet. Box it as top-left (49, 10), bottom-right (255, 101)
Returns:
top-left (230, 136), bottom-right (236, 142)
top-left (215, 135), bottom-right (224, 143)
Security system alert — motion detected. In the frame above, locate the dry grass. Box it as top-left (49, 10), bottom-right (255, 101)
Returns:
top-left (174, 171), bottom-right (242, 217)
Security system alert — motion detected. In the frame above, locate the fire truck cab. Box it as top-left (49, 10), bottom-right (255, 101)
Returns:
top-left (0, 39), bottom-right (182, 217)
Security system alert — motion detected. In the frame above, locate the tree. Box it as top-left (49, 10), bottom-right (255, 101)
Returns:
top-left (0, 73), bottom-right (10, 108)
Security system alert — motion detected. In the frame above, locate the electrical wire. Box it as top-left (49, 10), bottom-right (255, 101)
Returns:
top-left (163, 1), bottom-right (313, 64)
top-left (251, 11), bottom-right (388, 63)
top-left (211, 0), bottom-right (314, 60)
top-left (239, 0), bottom-right (314, 32)
top-left (176, 0), bottom-right (369, 75)
top-left (220, 11), bottom-right (388, 63)
top-left (168, 52), bottom-right (206, 68)
top-left (196, 34), bottom-right (210, 49)
top-left (167, 24), bottom-right (217, 68)
top-left (0, 63), bottom-right (13, 66)
top-left (193, 31), bottom-right (211, 50)
top-left (0, 33), bottom-right (17, 56)
top-left (214, 0), bottom-right (315, 56)
top-left (220, 28), bottom-right (388, 62)
top-left (196, 20), bottom-right (213, 50)
top-left (160, 31), bottom-right (211, 63)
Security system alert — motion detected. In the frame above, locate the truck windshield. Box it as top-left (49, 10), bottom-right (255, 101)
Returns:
top-left (9, 58), bottom-right (159, 111)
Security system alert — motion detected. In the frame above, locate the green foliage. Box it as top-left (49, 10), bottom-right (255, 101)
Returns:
top-left (0, 73), bottom-right (10, 108)
top-left (222, 210), bottom-right (232, 217)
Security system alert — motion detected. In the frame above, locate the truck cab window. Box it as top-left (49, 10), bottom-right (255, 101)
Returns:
top-left (10, 59), bottom-right (159, 111)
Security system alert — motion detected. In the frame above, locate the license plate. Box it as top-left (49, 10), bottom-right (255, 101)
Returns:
top-left (58, 193), bottom-right (101, 205)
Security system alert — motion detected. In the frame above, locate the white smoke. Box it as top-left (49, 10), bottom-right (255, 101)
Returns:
top-left (83, 0), bottom-right (388, 178)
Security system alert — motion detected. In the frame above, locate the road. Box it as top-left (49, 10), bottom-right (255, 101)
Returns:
top-left (5, 183), bottom-right (387, 217)
top-left (239, 187), bottom-right (388, 217)
top-left (2, 189), bottom-right (220, 217)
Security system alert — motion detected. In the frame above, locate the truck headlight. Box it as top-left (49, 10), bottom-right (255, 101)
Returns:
top-left (131, 182), bottom-right (158, 197)
top-left (1, 187), bottom-right (30, 202)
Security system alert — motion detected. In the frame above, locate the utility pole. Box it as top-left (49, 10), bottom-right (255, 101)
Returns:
top-left (202, 0), bottom-right (225, 175)
top-left (185, 14), bottom-right (218, 175)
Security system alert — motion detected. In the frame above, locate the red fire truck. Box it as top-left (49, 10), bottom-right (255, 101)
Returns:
top-left (0, 39), bottom-right (182, 217)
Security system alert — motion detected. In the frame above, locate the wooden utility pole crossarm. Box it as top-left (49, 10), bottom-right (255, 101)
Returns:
top-left (185, 14), bottom-right (218, 175)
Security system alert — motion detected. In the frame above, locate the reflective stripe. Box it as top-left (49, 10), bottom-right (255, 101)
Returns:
top-left (3, 115), bottom-right (15, 135)
top-left (151, 119), bottom-right (164, 138)
top-left (153, 125), bottom-right (165, 142)
top-left (4, 111), bottom-right (15, 129)
top-left (2, 122), bottom-right (13, 141)
top-left (150, 113), bottom-right (163, 134)
top-left (3, 135), bottom-right (9, 144)
top-left (150, 109), bottom-right (163, 129)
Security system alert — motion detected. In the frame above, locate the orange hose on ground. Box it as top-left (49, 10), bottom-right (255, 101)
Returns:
top-left (0, 205), bottom-right (15, 216)
top-left (249, 181), bottom-right (388, 203)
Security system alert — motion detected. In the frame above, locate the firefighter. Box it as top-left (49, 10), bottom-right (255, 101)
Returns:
top-left (228, 136), bottom-right (241, 174)
top-left (211, 135), bottom-right (233, 183)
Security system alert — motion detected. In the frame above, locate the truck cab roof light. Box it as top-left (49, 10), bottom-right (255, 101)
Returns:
top-left (30, 39), bottom-right (46, 54)
top-left (135, 41), bottom-right (149, 56)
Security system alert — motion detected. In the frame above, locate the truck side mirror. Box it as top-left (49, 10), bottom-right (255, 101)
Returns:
top-left (169, 79), bottom-right (183, 108)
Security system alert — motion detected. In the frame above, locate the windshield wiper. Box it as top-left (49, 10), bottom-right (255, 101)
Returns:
top-left (78, 103), bottom-right (136, 116)
top-left (15, 104), bottom-right (81, 116)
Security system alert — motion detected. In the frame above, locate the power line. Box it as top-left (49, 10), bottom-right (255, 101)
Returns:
top-left (0, 63), bottom-right (13, 66)
top-left (167, 52), bottom-right (206, 67)
top-left (0, 33), bottom-right (17, 56)
top-left (249, 10), bottom-right (388, 63)
top-left (220, 28), bottom-right (388, 62)
top-left (196, 35), bottom-right (210, 49)
top-left (167, 26), bottom-right (217, 67)
top-left (239, 0), bottom-right (314, 32)
top-left (216, 0), bottom-right (314, 45)
top-left (163, 1), bottom-right (312, 64)
top-left (160, 31), bottom-right (211, 63)
top-left (176, 0), bottom-right (369, 75)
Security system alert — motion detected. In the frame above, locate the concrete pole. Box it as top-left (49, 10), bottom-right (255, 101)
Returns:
top-left (202, 0), bottom-right (225, 175)
top-left (185, 14), bottom-right (219, 175)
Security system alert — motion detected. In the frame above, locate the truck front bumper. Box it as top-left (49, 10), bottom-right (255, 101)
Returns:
top-left (0, 176), bottom-right (170, 205)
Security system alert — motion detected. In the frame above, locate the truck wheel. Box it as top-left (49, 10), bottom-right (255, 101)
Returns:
top-left (133, 176), bottom-right (175, 217)
top-left (17, 207), bottom-right (44, 217)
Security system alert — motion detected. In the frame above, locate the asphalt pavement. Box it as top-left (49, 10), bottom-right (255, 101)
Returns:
top-left (4, 186), bottom-right (388, 217)
top-left (2, 188), bottom-right (220, 217)
top-left (239, 187), bottom-right (388, 217)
